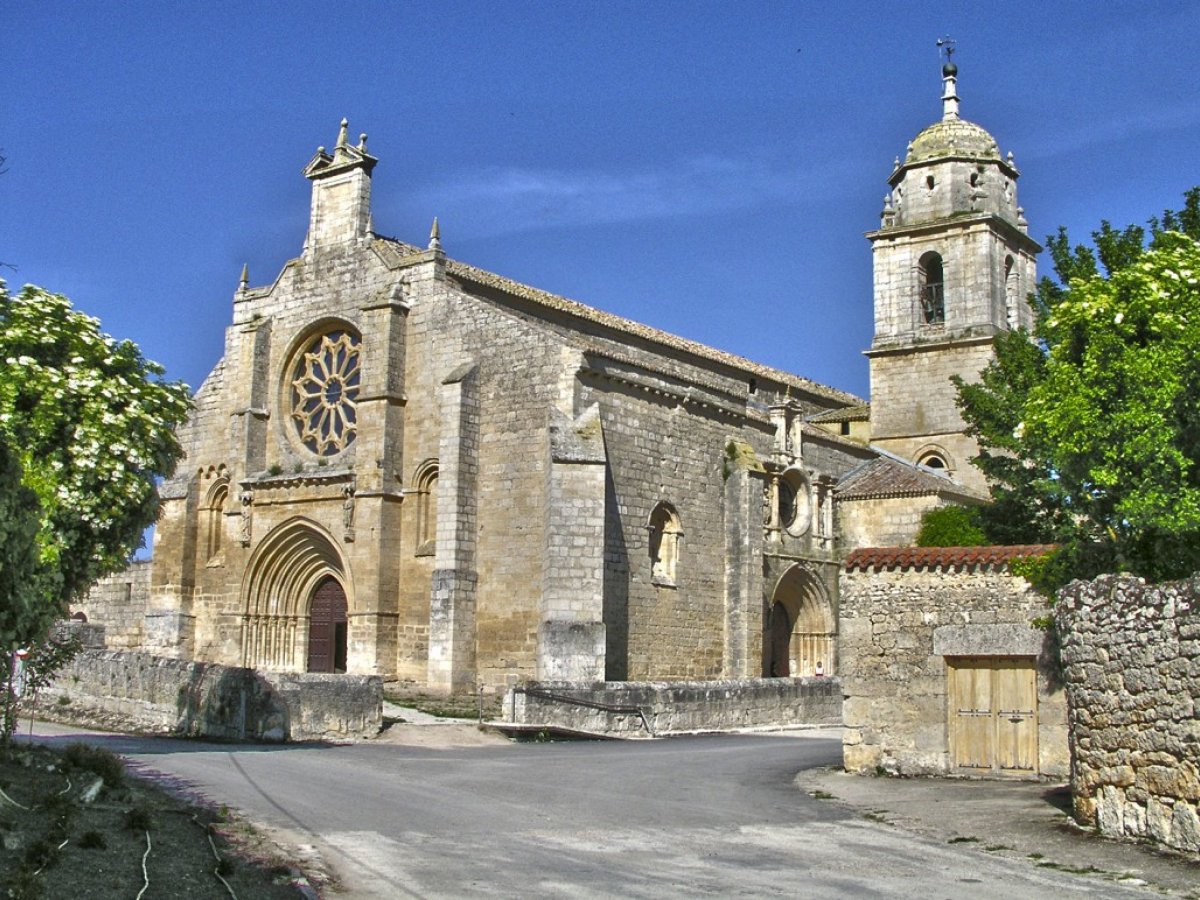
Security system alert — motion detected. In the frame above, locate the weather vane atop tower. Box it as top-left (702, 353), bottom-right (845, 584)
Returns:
top-left (936, 37), bottom-right (956, 66)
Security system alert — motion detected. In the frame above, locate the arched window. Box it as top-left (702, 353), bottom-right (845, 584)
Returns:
top-left (205, 480), bottom-right (229, 562)
top-left (919, 252), bottom-right (945, 325)
top-left (647, 502), bottom-right (682, 587)
top-left (917, 446), bottom-right (952, 472)
top-left (1005, 255), bottom-right (1018, 330)
top-left (414, 460), bottom-right (438, 556)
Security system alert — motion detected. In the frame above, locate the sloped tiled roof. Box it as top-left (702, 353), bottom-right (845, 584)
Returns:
top-left (807, 403), bottom-right (870, 424)
top-left (376, 240), bottom-right (867, 408)
top-left (845, 545), bottom-right (1057, 572)
top-left (834, 455), bottom-right (984, 502)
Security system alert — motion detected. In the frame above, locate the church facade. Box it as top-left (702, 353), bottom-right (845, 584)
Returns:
top-left (83, 64), bottom-right (1036, 695)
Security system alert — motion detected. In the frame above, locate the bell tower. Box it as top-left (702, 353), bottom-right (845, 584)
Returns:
top-left (865, 59), bottom-right (1040, 494)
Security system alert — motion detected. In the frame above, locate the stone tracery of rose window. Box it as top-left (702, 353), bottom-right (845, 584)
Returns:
top-left (290, 330), bottom-right (361, 456)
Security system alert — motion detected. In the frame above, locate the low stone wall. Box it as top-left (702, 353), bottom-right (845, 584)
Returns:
top-left (1057, 574), bottom-right (1199, 854)
top-left (501, 677), bottom-right (841, 736)
top-left (37, 650), bottom-right (381, 742)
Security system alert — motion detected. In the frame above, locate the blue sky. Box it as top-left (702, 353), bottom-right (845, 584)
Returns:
top-left (5, 1), bottom-right (1200, 400)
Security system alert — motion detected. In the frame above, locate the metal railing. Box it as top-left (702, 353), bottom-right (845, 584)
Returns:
top-left (509, 686), bottom-right (655, 736)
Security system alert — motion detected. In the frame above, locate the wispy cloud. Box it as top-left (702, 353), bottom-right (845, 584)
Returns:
top-left (404, 153), bottom-right (830, 239)
top-left (1018, 100), bottom-right (1200, 163)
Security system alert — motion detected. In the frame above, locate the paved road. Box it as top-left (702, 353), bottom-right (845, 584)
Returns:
top-left (30, 724), bottom-right (1155, 899)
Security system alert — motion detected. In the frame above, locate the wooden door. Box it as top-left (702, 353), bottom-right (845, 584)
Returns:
top-left (994, 658), bottom-right (1037, 773)
top-left (769, 604), bottom-right (792, 677)
top-left (948, 657), bottom-right (1037, 776)
top-left (307, 577), bottom-right (348, 673)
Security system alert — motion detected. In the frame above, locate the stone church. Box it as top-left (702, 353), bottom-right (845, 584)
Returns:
top-left (80, 62), bottom-right (1038, 695)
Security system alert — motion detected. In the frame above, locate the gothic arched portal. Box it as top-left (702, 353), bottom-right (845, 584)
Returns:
top-left (766, 564), bottom-right (835, 677)
top-left (240, 518), bottom-right (352, 672)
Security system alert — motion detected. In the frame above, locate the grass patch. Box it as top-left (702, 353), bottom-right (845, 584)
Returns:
top-left (948, 836), bottom-right (979, 844)
top-left (808, 790), bottom-right (836, 800)
top-left (984, 844), bottom-right (1010, 852)
top-left (61, 743), bottom-right (124, 788)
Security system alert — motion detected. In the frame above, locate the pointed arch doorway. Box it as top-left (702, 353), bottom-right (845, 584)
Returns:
top-left (241, 518), bottom-right (352, 672)
top-left (306, 576), bottom-right (348, 673)
top-left (766, 564), bottom-right (835, 677)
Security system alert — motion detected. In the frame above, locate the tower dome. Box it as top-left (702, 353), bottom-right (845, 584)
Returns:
top-left (883, 61), bottom-right (1019, 227)
top-left (905, 118), bottom-right (1000, 165)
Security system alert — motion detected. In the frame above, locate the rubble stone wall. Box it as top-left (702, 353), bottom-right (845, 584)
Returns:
top-left (1056, 574), bottom-right (1200, 854)
top-left (38, 650), bottom-right (381, 742)
top-left (840, 561), bottom-right (1067, 777)
top-left (502, 677), bottom-right (841, 736)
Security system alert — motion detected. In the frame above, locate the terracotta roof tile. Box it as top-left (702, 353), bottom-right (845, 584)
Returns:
top-left (844, 544), bottom-right (1057, 572)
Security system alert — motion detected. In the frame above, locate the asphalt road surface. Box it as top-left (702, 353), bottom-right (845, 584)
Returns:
top-left (30, 724), bottom-right (1156, 899)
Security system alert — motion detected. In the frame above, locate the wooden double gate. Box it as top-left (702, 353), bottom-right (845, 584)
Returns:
top-left (947, 657), bottom-right (1038, 777)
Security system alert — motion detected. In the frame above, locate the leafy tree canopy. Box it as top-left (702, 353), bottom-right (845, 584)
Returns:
top-left (0, 282), bottom-right (191, 645)
top-left (915, 505), bottom-right (988, 548)
top-left (955, 189), bottom-right (1200, 589)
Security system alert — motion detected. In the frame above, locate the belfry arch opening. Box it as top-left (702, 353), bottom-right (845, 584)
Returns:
top-left (919, 251), bottom-right (945, 325)
top-left (766, 564), bottom-right (835, 678)
top-left (240, 519), bottom-right (352, 672)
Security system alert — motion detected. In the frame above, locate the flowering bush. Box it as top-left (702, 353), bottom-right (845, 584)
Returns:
top-left (0, 282), bottom-right (191, 644)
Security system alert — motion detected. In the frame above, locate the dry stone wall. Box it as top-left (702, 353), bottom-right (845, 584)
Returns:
top-left (1056, 574), bottom-right (1200, 854)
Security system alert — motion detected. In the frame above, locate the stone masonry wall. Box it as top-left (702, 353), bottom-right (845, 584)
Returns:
top-left (841, 557), bottom-right (1067, 777)
top-left (72, 561), bottom-right (151, 649)
top-left (40, 650), bottom-right (381, 742)
top-left (837, 494), bottom-right (947, 550)
top-left (1056, 574), bottom-right (1200, 854)
top-left (503, 677), bottom-right (841, 737)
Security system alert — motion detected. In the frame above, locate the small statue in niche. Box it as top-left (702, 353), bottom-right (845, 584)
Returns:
top-left (239, 490), bottom-right (253, 545)
top-left (342, 480), bottom-right (356, 543)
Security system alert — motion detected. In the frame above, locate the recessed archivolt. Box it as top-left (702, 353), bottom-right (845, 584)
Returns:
top-left (242, 518), bottom-right (350, 618)
top-left (770, 563), bottom-right (836, 675)
top-left (241, 518), bottom-right (351, 670)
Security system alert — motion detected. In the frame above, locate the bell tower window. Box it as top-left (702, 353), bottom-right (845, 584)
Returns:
top-left (919, 252), bottom-right (945, 325)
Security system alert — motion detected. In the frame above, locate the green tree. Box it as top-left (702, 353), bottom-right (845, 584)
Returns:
top-left (0, 281), bottom-right (191, 641)
top-left (0, 437), bottom-right (53, 648)
top-left (955, 189), bottom-right (1200, 588)
top-left (915, 505), bottom-right (988, 547)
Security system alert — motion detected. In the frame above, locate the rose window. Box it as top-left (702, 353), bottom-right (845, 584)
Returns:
top-left (290, 330), bottom-right (361, 456)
